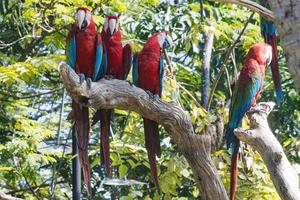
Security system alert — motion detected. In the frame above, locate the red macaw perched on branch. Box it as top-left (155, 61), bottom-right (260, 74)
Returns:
top-left (226, 43), bottom-right (272, 200)
top-left (132, 32), bottom-right (172, 193)
top-left (260, 0), bottom-right (283, 104)
top-left (66, 7), bottom-right (104, 195)
top-left (92, 15), bottom-right (132, 177)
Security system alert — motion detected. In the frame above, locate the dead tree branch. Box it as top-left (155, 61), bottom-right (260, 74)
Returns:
top-left (234, 102), bottom-right (300, 200)
top-left (59, 63), bottom-right (228, 200)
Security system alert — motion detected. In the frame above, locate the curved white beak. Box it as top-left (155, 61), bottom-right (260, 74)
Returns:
top-left (266, 46), bottom-right (273, 65)
top-left (108, 19), bottom-right (117, 36)
top-left (77, 10), bottom-right (85, 30)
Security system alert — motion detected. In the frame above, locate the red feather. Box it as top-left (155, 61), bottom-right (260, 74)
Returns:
top-left (94, 17), bottom-right (130, 177)
top-left (101, 28), bottom-right (123, 79)
top-left (137, 33), bottom-right (164, 193)
top-left (72, 101), bottom-right (92, 195)
top-left (230, 139), bottom-right (240, 200)
top-left (66, 13), bottom-right (99, 195)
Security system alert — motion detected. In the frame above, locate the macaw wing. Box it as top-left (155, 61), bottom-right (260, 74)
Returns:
top-left (122, 44), bottom-right (132, 80)
top-left (66, 31), bottom-right (76, 69)
top-left (159, 56), bottom-right (164, 96)
top-left (93, 34), bottom-right (104, 81)
top-left (132, 53), bottom-right (139, 86)
top-left (226, 67), bottom-right (262, 148)
top-left (100, 46), bottom-right (108, 77)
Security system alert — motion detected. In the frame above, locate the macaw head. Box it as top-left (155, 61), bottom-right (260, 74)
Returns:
top-left (247, 43), bottom-right (272, 66)
top-left (103, 15), bottom-right (119, 37)
top-left (156, 32), bottom-right (173, 49)
top-left (76, 7), bottom-right (93, 30)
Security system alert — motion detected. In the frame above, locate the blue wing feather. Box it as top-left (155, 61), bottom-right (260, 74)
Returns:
top-left (226, 71), bottom-right (262, 150)
top-left (159, 56), bottom-right (164, 96)
top-left (101, 52), bottom-right (108, 77)
top-left (132, 53), bottom-right (139, 86)
top-left (260, 17), bottom-right (276, 39)
top-left (66, 34), bottom-right (76, 69)
top-left (93, 35), bottom-right (104, 81)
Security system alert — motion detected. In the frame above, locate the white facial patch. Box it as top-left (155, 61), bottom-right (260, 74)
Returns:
top-left (157, 32), bottom-right (167, 48)
top-left (76, 10), bottom-right (85, 29)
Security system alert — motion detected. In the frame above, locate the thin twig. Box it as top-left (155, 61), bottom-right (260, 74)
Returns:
top-left (7, 181), bottom-right (67, 195)
top-left (163, 49), bottom-right (206, 111)
top-left (209, 0), bottom-right (273, 21)
top-left (206, 12), bottom-right (255, 111)
top-left (0, 87), bottom-right (63, 100)
top-left (49, 127), bottom-right (72, 199)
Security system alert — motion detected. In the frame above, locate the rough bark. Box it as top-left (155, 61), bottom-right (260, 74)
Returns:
top-left (201, 29), bottom-right (214, 108)
top-left (59, 63), bottom-right (228, 200)
top-left (267, 0), bottom-right (300, 89)
top-left (234, 102), bottom-right (300, 200)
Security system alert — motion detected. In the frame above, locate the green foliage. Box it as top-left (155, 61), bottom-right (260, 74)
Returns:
top-left (0, 0), bottom-right (299, 199)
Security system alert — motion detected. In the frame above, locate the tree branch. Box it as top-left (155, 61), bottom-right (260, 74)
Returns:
top-left (0, 191), bottom-right (22, 200)
top-left (209, 0), bottom-right (274, 21)
top-left (59, 63), bottom-right (228, 200)
top-left (201, 29), bottom-right (214, 108)
top-left (234, 102), bottom-right (300, 200)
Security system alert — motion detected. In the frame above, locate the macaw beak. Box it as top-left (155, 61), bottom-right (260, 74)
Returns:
top-left (163, 35), bottom-right (173, 49)
top-left (107, 18), bottom-right (117, 36)
top-left (266, 46), bottom-right (273, 66)
top-left (77, 10), bottom-right (88, 30)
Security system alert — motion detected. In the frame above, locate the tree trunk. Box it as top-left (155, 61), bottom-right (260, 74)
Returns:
top-left (235, 102), bottom-right (300, 200)
top-left (267, 0), bottom-right (300, 89)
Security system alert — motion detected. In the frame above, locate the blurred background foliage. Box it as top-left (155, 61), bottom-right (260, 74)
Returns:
top-left (0, 0), bottom-right (299, 199)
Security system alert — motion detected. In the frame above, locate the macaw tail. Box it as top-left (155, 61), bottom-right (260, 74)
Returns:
top-left (92, 109), bottom-right (111, 177)
top-left (267, 36), bottom-right (283, 105)
top-left (260, 17), bottom-right (283, 105)
top-left (143, 118), bottom-right (161, 193)
top-left (229, 138), bottom-right (240, 200)
top-left (72, 101), bottom-right (92, 195)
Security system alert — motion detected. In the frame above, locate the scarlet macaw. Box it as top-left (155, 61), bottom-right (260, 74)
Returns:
top-left (226, 43), bottom-right (272, 200)
top-left (260, 0), bottom-right (283, 104)
top-left (132, 32), bottom-right (172, 193)
top-left (66, 7), bottom-right (104, 195)
top-left (92, 15), bottom-right (132, 176)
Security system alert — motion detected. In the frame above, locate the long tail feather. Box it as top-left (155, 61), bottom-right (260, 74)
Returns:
top-left (143, 118), bottom-right (161, 193)
top-left (72, 101), bottom-right (92, 195)
top-left (267, 36), bottom-right (283, 104)
top-left (93, 109), bottom-right (111, 177)
top-left (229, 138), bottom-right (240, 200)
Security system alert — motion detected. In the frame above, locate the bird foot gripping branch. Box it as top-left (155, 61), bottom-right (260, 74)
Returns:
top-left (59, 62), bottom-right (90, 106)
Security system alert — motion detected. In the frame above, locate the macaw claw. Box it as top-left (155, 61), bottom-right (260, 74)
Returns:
top-left (126, 80), bottom-right (133, 86)
top-left (79, 73), bottom-right (86, 84)
top-left (146, 90), bottom-right (159, 100)
top-left (86, 78), bottom-right (92, 89)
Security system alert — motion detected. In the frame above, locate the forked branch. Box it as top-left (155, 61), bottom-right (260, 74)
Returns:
top-left (59, 63), bottom-right (228, 200)
top-left (235, 102), bottom-right (300, 200)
